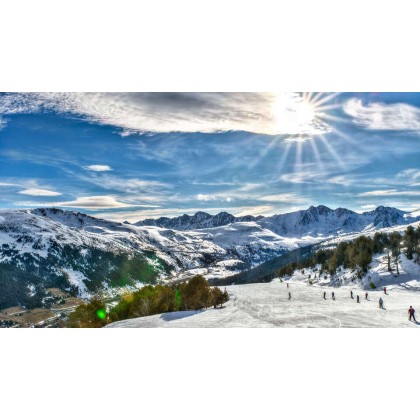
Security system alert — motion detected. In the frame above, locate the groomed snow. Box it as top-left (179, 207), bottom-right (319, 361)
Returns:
top-left (106, 280), bottom-right (420, 328)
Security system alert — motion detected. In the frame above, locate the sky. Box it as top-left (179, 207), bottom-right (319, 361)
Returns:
top-left (0, 92), bottom-right (419, 222)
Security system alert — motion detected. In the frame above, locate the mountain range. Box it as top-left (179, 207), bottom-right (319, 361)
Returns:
top-left (135, 205), bottom-right (418, 233)
top-left (0, 205), bottom-right (418, 309)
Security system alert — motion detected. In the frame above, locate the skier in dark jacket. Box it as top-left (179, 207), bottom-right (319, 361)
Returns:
top-left (332, 292), bottom-right (335, 300)
top-left (356, 295), bottom-right (360, 303)
top-left (323, 291), bottom-right (326, 299)
top-left (288, 292), bottom-right (291, 300)
top-left (350, 290), bottom-right (353, 299)
top-left (365, 292), bottom-right (368, 300)
top-left (408, 306), bottom-right (416, 322)
top-left (379, 297), bottom-right (384, 309)
top-left (384, 287), bottom-right (387, 294)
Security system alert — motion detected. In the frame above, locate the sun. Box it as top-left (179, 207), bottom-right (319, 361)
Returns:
top-left (270, 93), bottom-right (319, 135)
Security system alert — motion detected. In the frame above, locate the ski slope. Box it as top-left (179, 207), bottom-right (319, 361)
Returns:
top-left (106, 280), bottom-right (420, 328)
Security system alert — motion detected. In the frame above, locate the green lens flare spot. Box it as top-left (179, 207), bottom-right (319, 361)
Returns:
top-left (97, 308), bottom-right (107, 319)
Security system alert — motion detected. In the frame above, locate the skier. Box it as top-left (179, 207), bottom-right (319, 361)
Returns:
top-left (365, 292), bottom-right (369, 300)
top-left (408, 306), bottom-right (416, 322)
top-left (332, 292), bottom-right (335, 300)
top-left (287, 283), bottom-right (289, 289)
top-left (379, 297), bottom-right (384, 309)
top-left (356, 295), bottom-right (360, 303)
top-left (288, 292), bottom-right (291, 300)
top-left (350, 290), bottom-right (353, 299)
top-left (323, 291), bottom-right (326, 299)
top-left (384, 287), bottom-right (387, 295)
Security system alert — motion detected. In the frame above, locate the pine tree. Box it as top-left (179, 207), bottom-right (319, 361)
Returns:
top-left (404, 226), bottom-right (417, 260)
top-left (390, 232), bottom-right (402, 275)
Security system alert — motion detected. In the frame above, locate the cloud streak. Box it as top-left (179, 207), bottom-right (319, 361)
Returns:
top-left (14, 196), bottom-right (161, 209)
top-left (85, 165), bottom-right (112, 172)
top-left (343, 98), bottom-right (420, 131)
top-left (358, 189), bottom-right (420, 197)
top-left (18, 188), bottom-right (62, 197)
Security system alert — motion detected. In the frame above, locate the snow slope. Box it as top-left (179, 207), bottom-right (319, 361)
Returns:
top-left (107, 247), bottom-right (420, 328)
top-left (106, 280), bottom-right (420, 328)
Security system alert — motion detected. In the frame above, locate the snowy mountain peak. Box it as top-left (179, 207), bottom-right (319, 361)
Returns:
top-left (135, 210), bottom-right (251, 230)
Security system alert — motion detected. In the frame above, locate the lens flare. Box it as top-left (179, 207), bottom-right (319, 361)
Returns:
top-left (97, 308), bottom-right (107, 319)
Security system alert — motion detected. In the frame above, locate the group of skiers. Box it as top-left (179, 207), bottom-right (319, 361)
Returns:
top-left (285, 281), bottom-right (417, 323)
top-left (322, 284), bottom-right (417, 322)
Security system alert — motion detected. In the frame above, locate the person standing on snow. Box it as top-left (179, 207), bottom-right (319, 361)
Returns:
top-left (356, 295), bottom-right (360, 303)
top-left (287, 283), bottom-right (289, 289)
top-left (408, 306), bottom-right (416, 322)
top-left (323, 291), bottom-right (326, 299)
top-left (384, 287), bottom-right (387, 294)
top-left (365, 292), bottom-right (368, 300)
top-left (379, 298), bottom-right (384, 309)
top-left (350, 290), bottom-right (353, 299)
top-left (288, 292), bottom-right (291, 300)
top-left (332, 292), bottom-right (335, 300)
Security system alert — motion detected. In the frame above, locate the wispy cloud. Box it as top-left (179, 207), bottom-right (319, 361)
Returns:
top-left (358, 189), bottom-right (420, 197)
top-left (18, 188), bottom-right (62, 197)
top-left (360, 204), bottom-right (377, 210)
top-left (14, 196), bottom-right (161, 210)
top-left (72, 172), bottom-right (170, 198)
top-left (0, 92), bottom-right (331, 136)
top-left (85, 165), bottom-right (112, 172)
top-left (196, 194), bottom-right (232, 203)
top-left (255, 193), bottom-right (308, 204)
top-left (395, 168), bottom-right (420, 186)
top-left (343, 98), bottom-right (420, 131)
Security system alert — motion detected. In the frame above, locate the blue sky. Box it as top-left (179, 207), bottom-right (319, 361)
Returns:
top-left (0, 92), bottom-right (419, 222)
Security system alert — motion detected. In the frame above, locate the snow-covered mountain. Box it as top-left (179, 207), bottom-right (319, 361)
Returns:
top-left (0, 205), bottom-right (418, 309)
top-left (0, 208), bottom-right (232, 309)
top-left (259, 205), bottom-right (418, 237)
top-left (137, 205), bottom-right (419, 235)
top-left (135, 211), bottom-right (262, 230)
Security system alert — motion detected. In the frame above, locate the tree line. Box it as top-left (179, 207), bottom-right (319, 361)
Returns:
top-left (277, 225), bottom-right (420, 280)
top-left (67, 275), bottom-right (229, 328)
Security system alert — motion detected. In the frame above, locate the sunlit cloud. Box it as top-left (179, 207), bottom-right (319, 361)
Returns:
top-left (14, 196), bottom-right (161, 209)
top-left (360, 204), bottom-right (377, 210)
top-left (18, 188), bottom-right (62, 197)
top-left (196, 194), bottom-right (232, 202)
top-left (343, 98), bottom-right (420, 131)
top-left (85, 164), bottom-right (112, 172)
top-left (0, 92), bottom-right (333, 136)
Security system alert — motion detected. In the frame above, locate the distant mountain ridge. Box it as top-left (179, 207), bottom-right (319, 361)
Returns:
top-left (135, 211), bottom-right (263, 230)
top-left (135, 205), bottom-right (419, 234)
